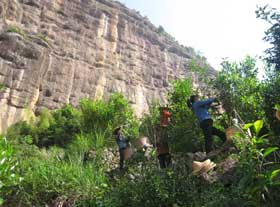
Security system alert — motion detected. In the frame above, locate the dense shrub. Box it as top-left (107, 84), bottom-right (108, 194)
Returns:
top-left (0, 136), bottom-right (22, 205)
top-left (6, 93), bottom-right (139, 148)
top-left (167, 79), bottom-right (204, 152)
top-left (213, 56), bottom-right (265, 124)
top-left (261, 73), bottom-right (280, 136)
top-left (256, 6), bottom-right (280, 135)
top-left (256, 6), bottom-right (280, 71)
top-left (80, 93), bottom-right (139, 139)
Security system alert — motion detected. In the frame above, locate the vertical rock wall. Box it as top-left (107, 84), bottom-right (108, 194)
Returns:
top-left (0, 0), bottom-right (216, 132)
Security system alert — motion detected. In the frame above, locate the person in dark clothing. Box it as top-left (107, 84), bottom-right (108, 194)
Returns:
top-left (113, 126), bottom-right (129, 170)
top-left (188, 95), bottom-right (226, 153)
top-left (156, 136), bottom-right (172, 168)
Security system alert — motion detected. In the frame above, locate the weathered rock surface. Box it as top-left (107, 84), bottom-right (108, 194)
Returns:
top-left (0, 0), bottom-right (216, 132)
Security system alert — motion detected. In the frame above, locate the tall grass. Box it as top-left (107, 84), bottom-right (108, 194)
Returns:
top-left (0, 136), bottom-right (22, 205)
top-left (12, 145), bottom-right (108, 206)
top-left (3, 93), bottom-right (139, 205)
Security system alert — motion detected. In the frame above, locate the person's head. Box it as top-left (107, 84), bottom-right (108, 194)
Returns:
top-left (113, 126), bottom-right (122, 136)
top-left (187, 95), bottom-right (199, 108)
top-left (160, 105), bottom-right (169, 112)
top-left (191, 95), bottom-right (199, 102)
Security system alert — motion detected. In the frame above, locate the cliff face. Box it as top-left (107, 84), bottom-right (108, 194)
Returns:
top-left (0, 0), bottom-right (215, 132)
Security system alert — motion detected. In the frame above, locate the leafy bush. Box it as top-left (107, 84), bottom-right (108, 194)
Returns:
top-left (0, 136), bottom-right (22, 205)
top-left (6, 105), bottom-right (81, 148)
top-left (261, 73), bottom-right (280, 136)
top-left (256, 6), bottom-right (280, 71)
top-left (102, 164), bottom-right (251, 207)
top-left (167, 79), bottom-right (203, 152)
top-left (231, 120), bottom-right (280, 206)
top-left (256, 6), bottom-right (280, 135)
top-left (139, 102), bottom-right (161, 143)
top-left (6, 93), bottom-right (138, 150)
top-left (80, 93), bottom-right (139, 139)
top-left (213, 56), bottom-right (265, 124)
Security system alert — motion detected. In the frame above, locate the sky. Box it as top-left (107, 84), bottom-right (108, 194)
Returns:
top-left (119, 0), bottom-right (280, 70)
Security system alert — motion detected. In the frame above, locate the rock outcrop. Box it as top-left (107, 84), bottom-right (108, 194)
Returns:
top-left (0, 0), bottom-right (216, 132)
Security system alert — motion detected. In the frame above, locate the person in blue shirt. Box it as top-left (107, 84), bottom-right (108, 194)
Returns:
top-left (113, 126), bottom-right (129, 170)
top-left (188, 95), bottom-right (226, 153)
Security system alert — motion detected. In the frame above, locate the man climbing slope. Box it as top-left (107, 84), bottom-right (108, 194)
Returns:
top-left (188, 95), bottom-right (226, 153)
top-left (113, 126), bottom-right (130, 171)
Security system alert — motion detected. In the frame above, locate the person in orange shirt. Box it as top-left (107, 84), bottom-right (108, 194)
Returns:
top-left (156, 106), bottom-right (172, 168)
top-left (161, 107), bottom-right (171, 127)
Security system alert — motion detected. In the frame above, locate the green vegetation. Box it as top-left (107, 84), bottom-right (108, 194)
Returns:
top-left (0, 5), bottom-right (280, 207)
top-left (6, 25), bottom-right (52, 48)
top-left (0, 83), bottom-right (6, 91)
top-left (6, 25), bottom-right (27, 40)
top-left (156, 26), bottom-right (204, 61)
top-left (2, 93), bottom-right (139, 206)
top-left (1, 76), bottom-right (280, 206)
top-left (0, 136), bottom-right (22, 205)
top-left (256, 5), bottom-right (280, 71)
top-left (167, 79), bottom-right (203, 152)
top-left (213, 56), bottom-right (264, 123)
top-left (34, 34), bottom-right (52, 48)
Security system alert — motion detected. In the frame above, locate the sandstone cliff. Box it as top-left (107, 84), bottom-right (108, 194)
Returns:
top-left (0, 0), bottom-right (215, 132)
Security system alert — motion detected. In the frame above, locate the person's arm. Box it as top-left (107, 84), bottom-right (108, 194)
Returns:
top-left (194, 98), bottom-right (216, 107)
top-left (115, 134), bottom-right (120, 142)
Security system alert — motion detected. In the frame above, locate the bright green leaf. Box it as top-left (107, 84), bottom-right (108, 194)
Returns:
top-left (270, 169), bottom-right (280, 181)
top-left (274, 104), bottom-right (280, 111)
top-left (254, 120), bottom-right (263, 135)
top-left (243, 123), bottom-right (253, 130)
top-left (263, 147), bottom-right (279, 158)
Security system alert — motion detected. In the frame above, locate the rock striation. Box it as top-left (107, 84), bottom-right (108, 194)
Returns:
top-left (0, 0), bottom-right (216, 132)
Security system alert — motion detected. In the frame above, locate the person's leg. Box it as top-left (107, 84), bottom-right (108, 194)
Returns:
top-left (158, 154), bottom-right (166, 168)
top-left (161, 127), bottom-right (168, 142)
top-left (212, 126), bottom-right (226, 142)
top-left (165, 153), bottom-right (172, 167)
top-left (200, 119), bottom-right (213, 153)
top-left (119, 149), bottom-right (124, 170)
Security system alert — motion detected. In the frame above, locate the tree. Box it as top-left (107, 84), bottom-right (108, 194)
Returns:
top-left (256, 5), bottom-right (280, 71)
top-left (213, 56), bottom-right (264, 124)
top-left (256, 6), bottom-right (280, 135)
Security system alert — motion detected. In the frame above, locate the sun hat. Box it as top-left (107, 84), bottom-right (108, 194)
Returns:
top-left (136, 136), bottom-right (150, 148)
top-left (192, 161), bottom-right (205, 175)
top-left (192, 159), bottom-right (216, 175)
top-left (193, 159), bottom-right (211, 174)
top-left (200, 162), bottom-right (216, 174)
